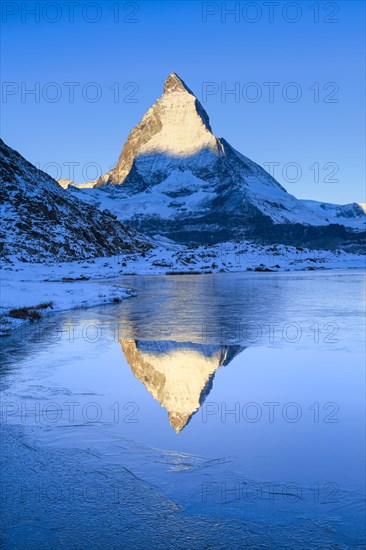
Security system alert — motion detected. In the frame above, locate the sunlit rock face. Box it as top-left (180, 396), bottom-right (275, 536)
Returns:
top-left (96, 73), bottom-right (220, 189)
top-left (92, 73), bottom-right (365, 249)
top-left (120, 339), bottom-right (243, 432)
top-left (57, 179), bottom-right (97, 189)
top-left (57, 178), bottom-right (74, 189)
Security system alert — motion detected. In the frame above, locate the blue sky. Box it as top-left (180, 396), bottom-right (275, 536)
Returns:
top-left (1, 0), bottom-right (365, 204)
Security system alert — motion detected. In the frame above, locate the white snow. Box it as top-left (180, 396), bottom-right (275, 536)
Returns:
top-left (300, 199), bottom-right (366, 230)
top-left (2, 240), bottom-right (365, 335)
top-left (68, 170), bottom-right (218, 220)
top-left (0, 267), bottom-right (135, 335)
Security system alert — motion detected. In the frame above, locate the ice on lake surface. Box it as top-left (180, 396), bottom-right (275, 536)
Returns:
top-left (1, 270), bottom-right (365, 548)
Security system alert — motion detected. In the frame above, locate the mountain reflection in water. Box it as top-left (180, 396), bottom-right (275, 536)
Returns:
top-left (121, 339), bottom-right (244, 432)
top-left (114, 273), bottom-right (283, 433)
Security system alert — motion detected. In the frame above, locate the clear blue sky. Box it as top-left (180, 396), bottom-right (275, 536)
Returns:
top-left (1, 0), bottom-right (365, 204)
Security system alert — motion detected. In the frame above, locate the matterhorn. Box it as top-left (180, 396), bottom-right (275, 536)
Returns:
top-left (76, 72), bottom-right (365, 250)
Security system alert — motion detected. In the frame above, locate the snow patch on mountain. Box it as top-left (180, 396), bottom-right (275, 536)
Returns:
top-left (300, 200), bottom-right (366, 230)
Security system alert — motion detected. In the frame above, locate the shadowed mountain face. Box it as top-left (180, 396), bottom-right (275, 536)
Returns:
top-left (120, 339), bottom-right (244, 432)
top-left (91, 73), bottom-right (365, 250)
top-left (0, 139), bottom-right (152, 261)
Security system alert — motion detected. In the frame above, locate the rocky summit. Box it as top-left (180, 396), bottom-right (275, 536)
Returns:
top-left (86, 73), bottom-right (366, 250)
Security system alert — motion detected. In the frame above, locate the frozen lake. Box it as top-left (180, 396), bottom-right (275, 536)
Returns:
top-left (1, 270), bottom-right (365, 548)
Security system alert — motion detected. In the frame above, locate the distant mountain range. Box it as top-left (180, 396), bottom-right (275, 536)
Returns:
top-left (66, 72), bottom-right (365, 251)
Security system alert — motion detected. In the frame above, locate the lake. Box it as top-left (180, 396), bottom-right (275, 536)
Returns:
top-left (1, 270), bottom-right (365, 548)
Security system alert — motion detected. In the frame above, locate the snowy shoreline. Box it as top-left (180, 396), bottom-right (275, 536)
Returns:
top-left (1, 241), bottom-right (365, 335)
top-left (0, 277), bottom-right (136, 336)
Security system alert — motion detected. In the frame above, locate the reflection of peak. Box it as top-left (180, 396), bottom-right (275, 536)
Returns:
top-left (168, 412), bottom-right (192, 433)
top-left (120, 339), bottom-right (244, 433)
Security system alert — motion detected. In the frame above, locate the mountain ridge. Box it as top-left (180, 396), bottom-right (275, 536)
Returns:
top-left (0, 139), bottom-right (152, 262)
top-left (83, 72), bottom-right (365, 249)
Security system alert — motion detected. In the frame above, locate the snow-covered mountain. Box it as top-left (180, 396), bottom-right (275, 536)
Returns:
top-left (300, 200), bottom-right (366, 230)
top-left (0, 139), bottom-right (151, 262)
top-left (75, 72), bottom-right (364, 250)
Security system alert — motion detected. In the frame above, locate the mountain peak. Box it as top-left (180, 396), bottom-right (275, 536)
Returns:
top-left (163, 72), bottom-right (193, 95)
top-left (95, 73), bottom-right (217, 187)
